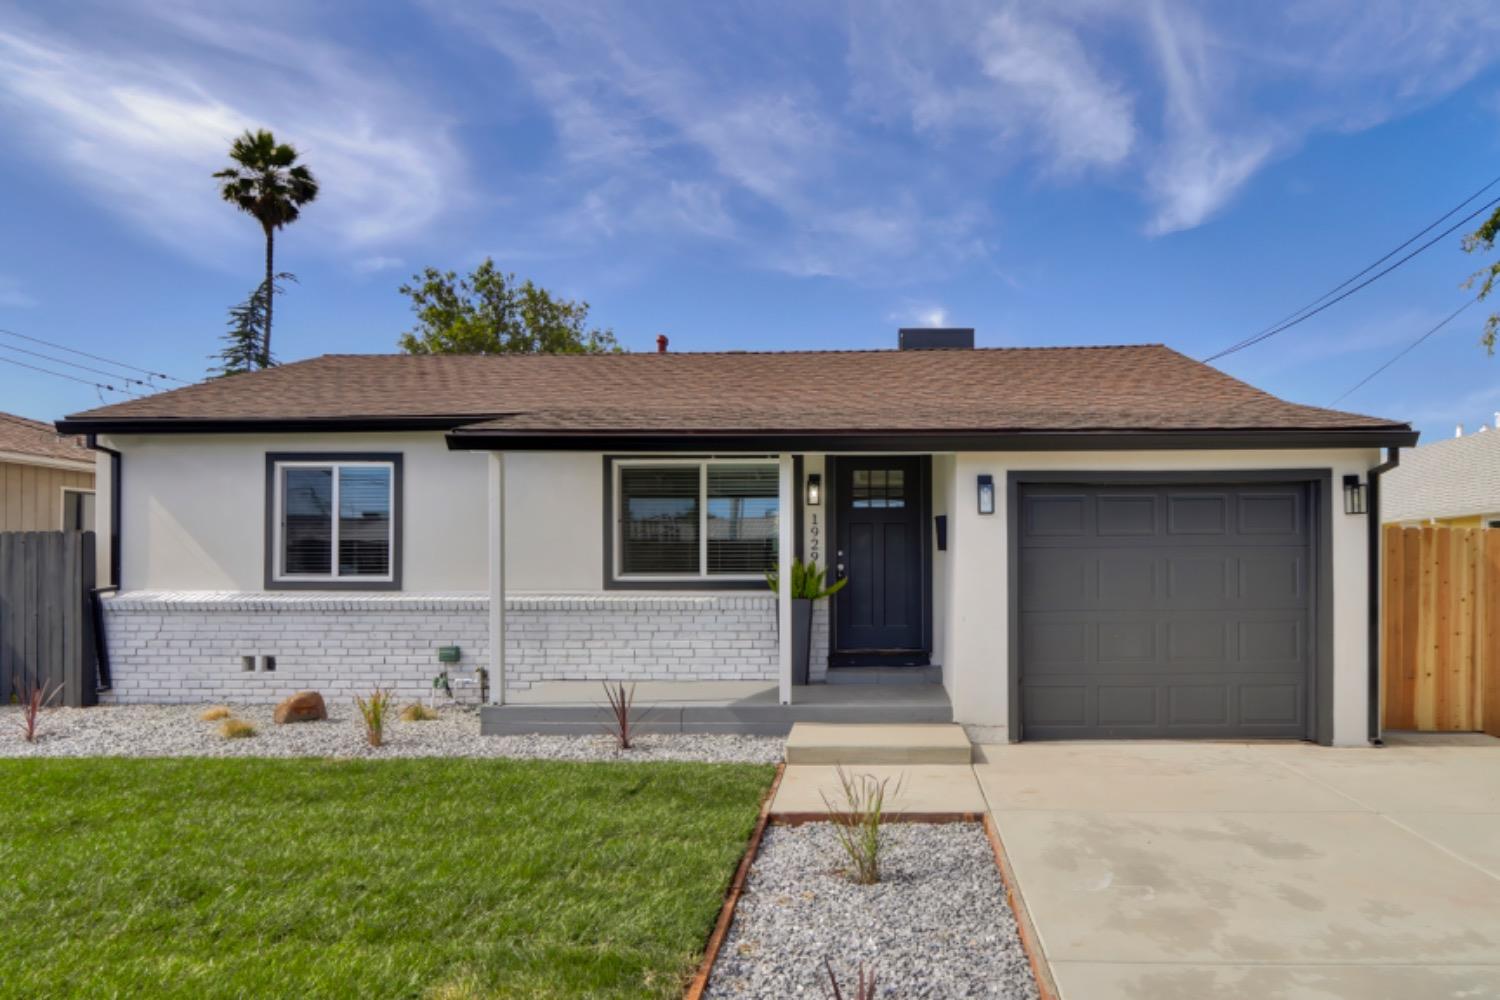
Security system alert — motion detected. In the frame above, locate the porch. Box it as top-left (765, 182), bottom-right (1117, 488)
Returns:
top-left (479, 679), bottom-right (952, 736)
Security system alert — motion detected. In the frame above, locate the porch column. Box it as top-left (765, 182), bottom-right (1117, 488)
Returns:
top-left (487, 452), bottom-right (506, 704)
top-left (778, 454), bottom-right (795, 705)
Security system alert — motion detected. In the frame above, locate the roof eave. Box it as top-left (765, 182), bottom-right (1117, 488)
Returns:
top-left (54, 415), bottom-right (485, 435)
top-left (443, 426), bottom-right (1421, 452)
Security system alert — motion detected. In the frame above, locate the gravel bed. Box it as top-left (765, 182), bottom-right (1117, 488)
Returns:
top-left (707, 823), bottom-right (1038, 999)
top-left (0, 704), bottom-right (783, 763)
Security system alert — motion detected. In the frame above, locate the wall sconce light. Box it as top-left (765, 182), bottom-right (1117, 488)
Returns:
top-left (805, 472), bottom-right (822, 506)
top-left (1342, 474), bottom-right (1367, 515)
top-left (977, 474), bottom-right (995, 515)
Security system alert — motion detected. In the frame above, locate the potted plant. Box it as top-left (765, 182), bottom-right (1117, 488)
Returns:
top-left (766, 557), bottom-right (847, 685)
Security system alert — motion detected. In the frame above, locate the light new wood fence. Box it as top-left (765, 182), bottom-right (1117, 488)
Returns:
top-left (1381, 523), bottom-right (1500, 734)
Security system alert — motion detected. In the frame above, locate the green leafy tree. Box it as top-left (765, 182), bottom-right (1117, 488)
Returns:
top-left (214, 129), bottom-right (319, 364)
top-left (398, 258), bottom-right (621, 354)
top-left (1465, 203), bottom-right (1500, 352)
top-left (209, 273), bottom-right (296, 377)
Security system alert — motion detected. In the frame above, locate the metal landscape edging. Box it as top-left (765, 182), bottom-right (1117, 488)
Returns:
top-left (683, 763), bottom-right (785, 1000)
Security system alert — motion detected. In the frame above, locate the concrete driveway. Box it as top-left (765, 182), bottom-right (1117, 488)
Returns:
top-left (977, 735), bottom-right (1500, 1000)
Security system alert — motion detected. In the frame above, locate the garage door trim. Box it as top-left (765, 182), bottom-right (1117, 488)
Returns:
top-left (1006, 469), bottom-right (1334, 745)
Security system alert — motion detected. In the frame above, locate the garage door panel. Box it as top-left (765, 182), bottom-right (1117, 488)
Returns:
top-left (1168, 493), bottom-right (1230, 534)
top-left (1019, 482), bottom-right (1313, 741)
top-left (1097, 494), bottom-right (1158, 535)
top-left (1168, 685), bottom-right (1229, 726)
top-left (1019, 551), bottom-right (1089, 608)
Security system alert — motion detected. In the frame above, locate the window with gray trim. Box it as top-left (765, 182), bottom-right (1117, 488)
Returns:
top-left (613, 459), bottom-right (779, 581)
top-left (270, 458), bottom-right (397, 583)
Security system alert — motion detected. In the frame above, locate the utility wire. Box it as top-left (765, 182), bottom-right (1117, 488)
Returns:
top-left (0, 341), bottom-right (157, 389)
top-left (1204, 177), bottom-right (1500, 364)
top-left (0, 326), bottom-right (189, 384)
top-left (0, 353), bottom-right (143, 398)
top-left (1329, 297), bottom-right (1480, 406)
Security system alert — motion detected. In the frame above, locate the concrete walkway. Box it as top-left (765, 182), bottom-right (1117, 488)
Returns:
top-left (977, 737), bottom-right (1500, 1000)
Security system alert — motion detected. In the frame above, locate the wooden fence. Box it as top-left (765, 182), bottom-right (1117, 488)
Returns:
top-left (0, 531), bottom-right (98, 708)
top-left (1381, 523), bottom-right (1500, 734)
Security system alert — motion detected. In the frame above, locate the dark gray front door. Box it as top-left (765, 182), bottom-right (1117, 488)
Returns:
top-left (833, 457), bottom-right (925, 662)
top-left (1018, 483), bottom-right (1313, 739)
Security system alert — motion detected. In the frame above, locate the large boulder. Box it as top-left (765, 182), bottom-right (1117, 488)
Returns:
top-left (274, 691), bottom-right (327, 724)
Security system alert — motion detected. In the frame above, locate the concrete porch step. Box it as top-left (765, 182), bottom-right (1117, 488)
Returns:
top-left (784, 722), bottom-right (972, 765)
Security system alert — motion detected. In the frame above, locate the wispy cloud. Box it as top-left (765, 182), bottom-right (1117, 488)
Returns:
top-left (0, 2), bottom-right (468, 261)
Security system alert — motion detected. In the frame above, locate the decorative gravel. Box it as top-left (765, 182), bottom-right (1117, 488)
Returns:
top-left (707, 823), bottom-right (1038, 999)
top-left (0, 704), bottom-right (783, 763)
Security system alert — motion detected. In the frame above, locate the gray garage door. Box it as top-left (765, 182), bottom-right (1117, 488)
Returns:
top-left (1018, 483), bottom-right (1313, 740)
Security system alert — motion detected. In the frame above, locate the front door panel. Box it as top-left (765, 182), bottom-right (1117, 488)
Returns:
top-left (834, 457), bottom-right (924, 657)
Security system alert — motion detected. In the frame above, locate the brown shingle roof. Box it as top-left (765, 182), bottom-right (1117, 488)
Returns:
top-left (0, 412), bottom-right (93, 464)
top-left (61, 346), bottom-right (1410, 439)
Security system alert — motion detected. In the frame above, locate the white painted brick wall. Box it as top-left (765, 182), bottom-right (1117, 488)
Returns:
top-left (100, 591), bottom-right (832, 704)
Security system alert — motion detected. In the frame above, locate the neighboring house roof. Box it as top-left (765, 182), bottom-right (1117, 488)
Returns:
top-left (58, 346), bottom-right (1415, 450)
top-left (1382, 429), bottom-right (1500, 523)
top-left (0, 411), bottom-right (94, 469)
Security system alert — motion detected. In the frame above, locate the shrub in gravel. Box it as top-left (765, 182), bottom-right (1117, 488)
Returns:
top-left (17, 682), bottom-right (62, 743)
top-left (823, 958), bottom-right (877, 1000)
top-left (603, 681), bottom-right (637, 750)
top-left (218, 719), bottom-right (256, 740)
top-left (199, 706), bottom-right (232, 722)
top-left (355, 689), bottom-right (394, 747)
top-left (820, 766), bottom-right (900, 885)
top-left (400, 703), bottom-right (439, 722)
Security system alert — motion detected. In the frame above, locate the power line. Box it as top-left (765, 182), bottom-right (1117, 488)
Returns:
top-left (0, 341), bottom-right (157, 389)
top-left (1329, 297), bottom-right (1480, 406)
top-left (0, 327), bottom-right (189, 384)
top-left (0, 353), bottom-right (143, 398)
top-left (1204, 177), bottom-right (1500, 364)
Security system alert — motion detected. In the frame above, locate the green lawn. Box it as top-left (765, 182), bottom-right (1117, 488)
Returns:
top-left (0, 758), bottom-right (774, 999)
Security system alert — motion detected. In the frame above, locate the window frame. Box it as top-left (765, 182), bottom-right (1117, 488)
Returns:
top-left (604, 456), bottom-right (782, 590)
top-left (59, 487), bottom-right (95, 531)
top-left (264, 452), bottom-right (403, 591)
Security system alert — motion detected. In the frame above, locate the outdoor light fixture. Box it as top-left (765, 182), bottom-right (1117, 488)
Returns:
top-left (806, 473), bottom-right (822, 506)
top-left (1342, 474), bottom-right (1367, 515)
top-left (977, 474), bottom-right (995, 515)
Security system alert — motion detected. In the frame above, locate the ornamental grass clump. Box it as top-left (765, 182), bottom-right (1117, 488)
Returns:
top-left (199, 705), bottom-right (232, 722)
top-left (823, 958), bottom-right (878, 1000)
top-left (16, 681), bottom-right (62, 743)
top-left (820, 766), bottom-right (901, 885)
top-left (355, 689), bottom-right (394, 747)
top-left (602, 682), bottom-right (637, 750)
top-left (218, 718), bottom-right (256, 740)
top-left (400, 703), bottom-right (439, 722)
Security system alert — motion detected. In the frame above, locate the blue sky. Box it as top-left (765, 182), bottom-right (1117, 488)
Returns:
top-left (2, 1), bottom-right (1499, 443)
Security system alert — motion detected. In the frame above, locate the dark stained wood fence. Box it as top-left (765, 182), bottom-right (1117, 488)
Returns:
top-left (0, 531), bottom-right (98, 707)
top-left (1381, 524), bottom-right (1500, 735)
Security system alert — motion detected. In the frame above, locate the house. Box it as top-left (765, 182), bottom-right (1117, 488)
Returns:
top-left (1382, 417), bottom-right (1500, 527)
top-left (0, 411), bottom-right (96, 531)
top-left (56, 330), bottom-right (1417, 745)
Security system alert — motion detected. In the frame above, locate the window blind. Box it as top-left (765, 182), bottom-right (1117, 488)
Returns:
top-left (338, 467), bottom-right (392, 577)
top-left (707, 464), bottom-right (779, 575)
top-left (619, 465), bottom-right (700, 574)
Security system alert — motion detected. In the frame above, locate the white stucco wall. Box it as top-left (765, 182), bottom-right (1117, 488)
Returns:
top-left (101, 433), bottom-right (602, 592)
top-left (943, 448), bottom-right (1382, 745)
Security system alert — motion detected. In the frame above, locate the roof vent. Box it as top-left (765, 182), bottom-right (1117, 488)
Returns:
top-left (898, 327), bottom-right (974, 350)
top-left (656, 334), bottom-right (669, 354)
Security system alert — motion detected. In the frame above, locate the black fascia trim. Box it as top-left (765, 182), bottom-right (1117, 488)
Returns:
top-left (263, 452), bottom-right (404, 592)
top-left (449, 428), bottom-right (1418, 453)
top-left (601, 455), bottom-right (782, 592)
top-left (1006, 468), bottom-right (1336, 746)
top-left (57, 415), bottom-right (477, 435)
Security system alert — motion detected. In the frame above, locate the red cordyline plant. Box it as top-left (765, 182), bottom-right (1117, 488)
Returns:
top-left (17, 681), bottom-right (62, 743)
top-left (602, 682), bottom-right (637, 750)
top-left (354, 688), bottom-right (393, 748)
top-left (824, 958), bottom-right (877, 1000)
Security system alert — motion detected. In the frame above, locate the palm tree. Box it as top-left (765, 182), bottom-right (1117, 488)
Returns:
top-left (214, 129), bottom-right (318, 365)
